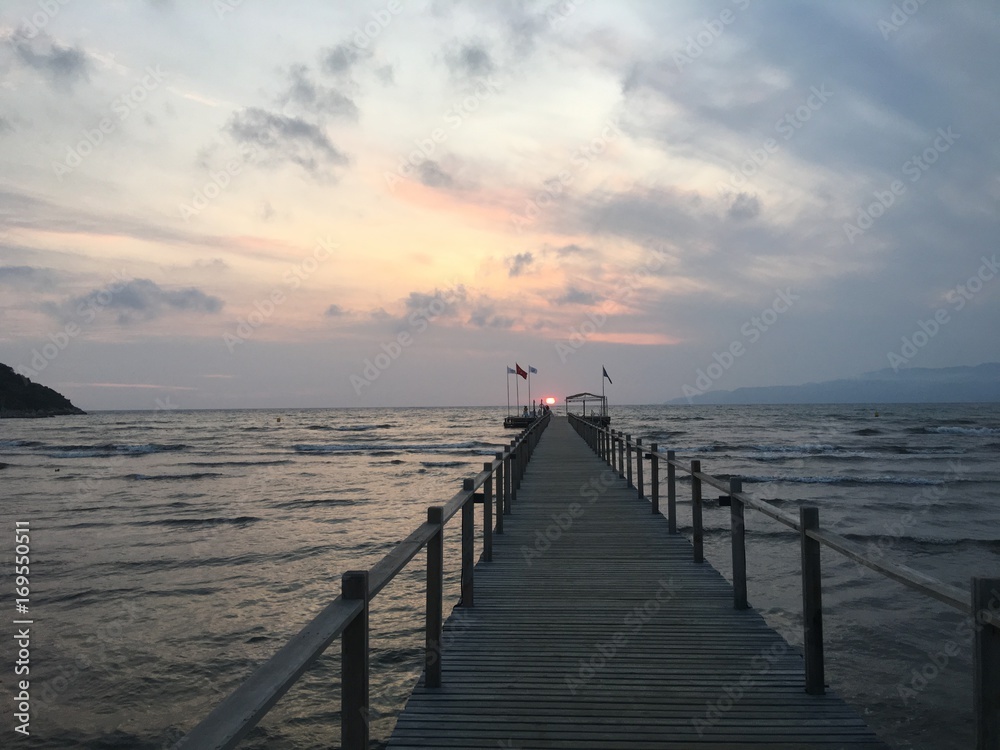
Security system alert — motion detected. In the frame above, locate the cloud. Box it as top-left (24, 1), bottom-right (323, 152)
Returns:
top-left (225, 107), bottom-right (348, 176)
top-left (445, 42), bottom-right (495, 78)
top-left (325, 303), bottom-right (345, 317)
top-left (555, 286), bottom-right (601, 305)
top-left (417, 160), bottom-right (455, 188)
top-left (505, 251), bottom-right (534, 277)
top-left (279, 64), bottom-right (358, 119)
top-left (552, 243), bottom-right (596, 258)
top-left (402, 286), bottom-right (467, 319)
top-left (321, 43), bottom-right (370, 76)
top-left (468, 303), bottom-right (514, 328)
top-left (727, 192), bottom-right (761, 221)
top-left (0, 117), bottom-right (12, 135)
top-left (11, 33), bottom-right (90, 89)
top-left (47, 279), bottom-right (223, 325)
top-left (0, 265), bottom-right (58, 290)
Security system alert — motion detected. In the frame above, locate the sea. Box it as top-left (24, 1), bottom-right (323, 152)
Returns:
top-left (1, 403), bottom-right (998, 749)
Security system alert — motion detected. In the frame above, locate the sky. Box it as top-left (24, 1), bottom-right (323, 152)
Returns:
top-left (0, 0), bottom-right (998, 409)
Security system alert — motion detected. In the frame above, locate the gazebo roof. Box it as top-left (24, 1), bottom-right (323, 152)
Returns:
top-left (564, 392), bottom-right (605, 401)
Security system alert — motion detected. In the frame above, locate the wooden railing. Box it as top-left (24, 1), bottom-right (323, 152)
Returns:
top-left (568, 413), bottom-right (1000, 749)
top-left (175, 412), bottom-right (551, 750)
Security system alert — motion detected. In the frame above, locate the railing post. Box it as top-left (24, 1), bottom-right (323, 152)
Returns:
top-left (426, 506), bottom-right (444, 688)
top-left (610, 431), bottom-right (617, 473)
top-left (506, 441), bottom-right (515, 510)
top-left (974, 577), bottom-right (1000, 748)
top-left (667, 450), bottom-right (676, 533)
top-left (636, 438), bottom-right (644, 500)
top-left (650, 443), bottom-right (659, 514)
top-left (618, 433), bottom-right (625, 479)
top-left (800, 506), bottom-right (825, 695)
top-left (691, 460), bottom-right (703, 563)
top-left (483, 462), bottom-right (493, 561)
top-left (460, 479), bottom-right (474, 608)
top-left (342, 570), bottom-right (369, 750)
top-left (730, 478), bottom-right (748, 610)
top-left (495, 452), bottom-right (505, 532)
top-left (626, 434), bottom-right (634, 488)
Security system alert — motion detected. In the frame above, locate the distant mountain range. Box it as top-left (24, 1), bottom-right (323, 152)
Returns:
top-left (668, 363), bottom-right (1000, 405)
top-left (0, 362), bottom-right (86, 417)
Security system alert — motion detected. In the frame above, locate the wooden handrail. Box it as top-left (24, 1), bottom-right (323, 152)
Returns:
top-left (567, 412), bottom-right (1000, 749)
top-left (177, 411), bottom-right (551, 750)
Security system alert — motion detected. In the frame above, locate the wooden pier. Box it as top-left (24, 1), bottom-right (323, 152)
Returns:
top-left (177, 412), bottom-right (1000, 750)
top-left (387, 415), bottom-right (886, 749)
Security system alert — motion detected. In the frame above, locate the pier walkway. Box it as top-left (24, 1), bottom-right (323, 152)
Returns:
top-left (387, 415), bottom-right (887, 749)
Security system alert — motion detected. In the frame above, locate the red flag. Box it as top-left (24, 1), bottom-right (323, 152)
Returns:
top-left (515, 364), bottom-right (528, 379)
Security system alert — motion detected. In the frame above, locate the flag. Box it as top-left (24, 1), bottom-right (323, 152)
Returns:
top-left (516, 364), bottom-right (528, 379)
top-left (507, 366), bottom-right (515, 374)
top-left (529, 366), bottom-right (538, 374)
top-left (603, 366), bottom-right (612, 384)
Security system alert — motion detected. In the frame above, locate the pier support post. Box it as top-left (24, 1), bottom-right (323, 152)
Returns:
top-left (483, 463), bottom-right (493, 560)
top-left (460, 479), bottom-right (474, 608)
top-left (730, 478), bottom-right (748, 610)
top-left (636, 438), bottom-right (644, 500)
top-left (800, 506), bottom-right (825, 695)
top-left (691, 460), bottom-right (703, 563)
top-left (342, 570), bottom-right (369, 750)
top-left (495, 452), bottom-right (505, 532)
top-left (626, 434), bottom-right (634, 488)
top-left (974, 577), bottom-right (1000, 749)
top-left (650, 443), bottom-right (659, 515)
top-left (667, 451), bottom-right (677, 533)
top-left (426, 506), bottom-right (444, 688)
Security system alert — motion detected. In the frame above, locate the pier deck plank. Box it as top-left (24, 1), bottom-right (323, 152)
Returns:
top-left (387, 416), bottom-right (887, 749)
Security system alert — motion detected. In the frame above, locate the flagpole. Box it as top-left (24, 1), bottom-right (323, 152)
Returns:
top-left (602, 366), bottom-right (606, 417)
top-left (516, 372), bottom-right (520, 411)
top-left (506, 369), bottom-right (510, 416)
top-left (528, 368), bottom-right (531, 414)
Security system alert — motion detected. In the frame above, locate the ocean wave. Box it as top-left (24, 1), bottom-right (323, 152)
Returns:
top-left (741, 473), bottom-right (945, 486)
top-left (135, 516), bottom-right (261, 528)
top-left (419, 460), bottom-right (468, 468)
top-left (926, 425), bottom-right (1000, 436)
top-left (46, 442), bottom-right (188, 458)
top-left (306, 423), bottom-right (394, 432)
top-left (0, 439), bottom-right (43, 448)
top-left (126, 472), bottom-right (225, 481)
top-left (182, 459), bottom-right (293, 468)
top-left (292, 440), bottom-right (496, 455)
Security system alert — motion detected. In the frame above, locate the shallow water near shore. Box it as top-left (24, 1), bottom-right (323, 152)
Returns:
top-left (1, 403), bottom-right (998, 748)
